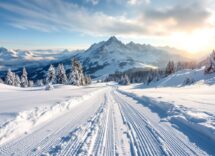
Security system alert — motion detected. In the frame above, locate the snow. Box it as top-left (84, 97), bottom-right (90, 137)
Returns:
top-left (119, 82), bottom-right (215, 149)
top-left (0, 83), bottom-right (107, 145)
top-left (76, 36), bottom-right (188, 77)
top-left (0, 69), bottom-right (215, 155)
top-left (147, 67), bottom-right (215, 87)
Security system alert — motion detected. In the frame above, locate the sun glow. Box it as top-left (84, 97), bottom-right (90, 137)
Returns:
top-left (169, 28), bottom-right (215, 54)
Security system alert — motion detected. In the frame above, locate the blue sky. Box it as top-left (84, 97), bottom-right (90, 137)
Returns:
top-left (0, 0), bottom-right (215, 53)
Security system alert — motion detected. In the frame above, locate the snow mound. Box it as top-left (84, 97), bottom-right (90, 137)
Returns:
top-left (45, 83), bottom-right (54, 90)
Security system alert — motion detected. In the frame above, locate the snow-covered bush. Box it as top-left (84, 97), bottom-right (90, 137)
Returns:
top-left (36, 80), bottom-right (44, 86)
top-left (85, 76), bottom-right (92, 85)
top-left (183, 77), bottom-right (195, 85)
top-left (45, 83), bottom-right (54, 90)
top-left (28, 80), bottom-right (34, 87)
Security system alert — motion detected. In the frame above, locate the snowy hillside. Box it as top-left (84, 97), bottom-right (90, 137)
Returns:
top-left (145, 67), bottom-right (215, 87)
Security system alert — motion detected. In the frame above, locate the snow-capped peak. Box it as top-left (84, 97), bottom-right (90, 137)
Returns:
top-left (107, 36), bottom-right (119, 42)
top-left (75, 37), bottom-right (189, 78)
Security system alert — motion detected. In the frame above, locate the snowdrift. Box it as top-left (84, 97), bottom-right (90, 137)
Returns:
top-left (0, 87), bottom-right (106, 145)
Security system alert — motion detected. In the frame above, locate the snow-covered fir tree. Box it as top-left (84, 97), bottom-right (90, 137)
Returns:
top-left (119, 74), bottom-right (130, 85)
top-left (124, 74), bottom-right (130, 85)
top-left (14, 74), bottom-right (21, 87)
top-left (205, 50), bottom-right (215, 74)
top-left (47, 64), bottom-right (56, 84)
top-left (165, 61), bottom-right (175, 76)
top-left (5, 69), bottom-right (15, 86)
top-left (56, 64), bottom-right (67, 84)
top-left (21, 67), bottom-right (28, 88)
top-left (69, 58), bottom-right (85, 86)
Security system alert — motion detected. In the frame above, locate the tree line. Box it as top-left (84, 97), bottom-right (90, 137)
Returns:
top-left (0, 58), bottom-right (91, 87)
top-left (105, 60), bottom-right (197, 85)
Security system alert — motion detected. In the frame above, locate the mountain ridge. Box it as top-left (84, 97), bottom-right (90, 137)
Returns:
top-left (0, 36), bottom-right (190, 79)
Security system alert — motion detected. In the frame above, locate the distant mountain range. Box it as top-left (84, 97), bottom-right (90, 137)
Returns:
top-left (0, 36), bottom-right (190, 80)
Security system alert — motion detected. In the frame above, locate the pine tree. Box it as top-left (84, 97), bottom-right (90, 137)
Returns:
top-left (21, 67), bottom-right (28, 87)
top-left (119, 74), bottom-right (130, 85)
top-left (77, 60), bottom-right (85, 86)
top-left (146, 72), bottom-right (153, 85)
top-left (69, 58), bottom-right (85, 86)
top-left (176, 62), bottom-right (183, 71)
top-left (14, 74), bottom-right (21, 87)
top-left (5, 69), bottom-right (15, 86)
top-left (57, 64), bottom-right (67, 84)
top-left (165, 61), bottom-right (175, 76)
top-left (47, 64), bottom-right (56, 84)
top-left (205, 50), bottom-right (215, 74)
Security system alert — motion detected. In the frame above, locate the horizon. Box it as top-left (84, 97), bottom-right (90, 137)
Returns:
top-left (0, 0), bottom-right (215, 54)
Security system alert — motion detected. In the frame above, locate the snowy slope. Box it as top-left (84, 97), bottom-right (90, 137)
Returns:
top-left (145, 67), bottom-right (215, 87)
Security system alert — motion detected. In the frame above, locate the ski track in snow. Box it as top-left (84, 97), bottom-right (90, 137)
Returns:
top-left (0, 86), bottom-right (211, 156)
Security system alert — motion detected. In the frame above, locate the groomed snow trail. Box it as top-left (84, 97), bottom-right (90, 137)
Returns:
top-left (0, 87), bottom-right (210, 155)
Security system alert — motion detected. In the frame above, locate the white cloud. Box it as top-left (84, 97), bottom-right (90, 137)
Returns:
top-left (87, 0), bottom-right (100, 5)
top-left (128, 0), bottom-right (150, 5)
top-left (0, 0), bottom-right (213, 37)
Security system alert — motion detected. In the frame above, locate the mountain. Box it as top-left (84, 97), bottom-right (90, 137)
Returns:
top-left (76, 36), bottom-right (190, 78)
top-left (0, 36), bottom-right (190, 80)
top-left (0, 47), bottom-right (82, 70)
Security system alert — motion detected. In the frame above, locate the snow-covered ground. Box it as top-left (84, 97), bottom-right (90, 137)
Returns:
top-left (0, 74), bottom-right (215, 155)
top-left (148, 67), bottom-right (215, 87)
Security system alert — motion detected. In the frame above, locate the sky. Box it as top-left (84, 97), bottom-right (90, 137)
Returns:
top-left (0, 0), bottom-right (215, 54)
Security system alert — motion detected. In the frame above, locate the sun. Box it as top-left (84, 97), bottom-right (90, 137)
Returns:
top-left (169, 29), bottom-right (215, 54)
